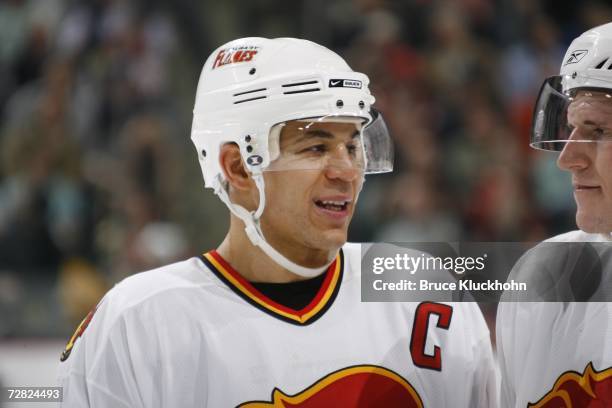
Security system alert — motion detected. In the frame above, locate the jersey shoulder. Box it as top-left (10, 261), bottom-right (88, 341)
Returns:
top-left (341, 242), bottom-right (361, 257)
top-left (545, 230), bottom-right (612, 242)
top-left (106, 257), bottom-right (213, 308)
top-left (340, 242), bottom-right (361, 280)
top-left (87, 256), bottom-right (220, 335)
top-left (58, 257), bottom-right (216, 364)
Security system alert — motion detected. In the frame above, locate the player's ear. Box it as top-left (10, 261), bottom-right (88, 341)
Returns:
top-left (219, 143), bottom-right (253, 191)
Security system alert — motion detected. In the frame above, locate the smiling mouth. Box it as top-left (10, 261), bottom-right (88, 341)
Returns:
top-left (314, 200), bottom-right (350, 212)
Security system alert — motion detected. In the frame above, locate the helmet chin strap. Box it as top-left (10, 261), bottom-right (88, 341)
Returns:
top-left (214, 173), bottom-right (331, 278)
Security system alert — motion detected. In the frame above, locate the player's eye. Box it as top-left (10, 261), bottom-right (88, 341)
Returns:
top-left (299, 144), bottom-right (327, 154)
top-left (346, 143), bottom-right (358, 156)
top-left (584, 127), bottom-right (610, 141)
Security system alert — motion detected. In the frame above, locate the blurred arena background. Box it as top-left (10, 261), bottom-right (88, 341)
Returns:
top-left (1, 0), bottom-right (610, 401)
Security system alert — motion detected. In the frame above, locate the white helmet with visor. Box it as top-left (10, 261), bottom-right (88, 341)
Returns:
top-left (191, 37), bottom-right (393, 277)
top-left (532, 22), bottom-right (612, 151)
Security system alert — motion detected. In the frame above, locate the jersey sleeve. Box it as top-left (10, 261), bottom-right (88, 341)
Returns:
top-left (466, 305), bottom-right (499, 408)
top-left (470, 328), bottom-right (499, 408)
top-left (496, 301), bottom-right (517, 408)
top-left (58, 296), bottom-right (146, 408)
top-left (58, 275), bottom-right (211, 408)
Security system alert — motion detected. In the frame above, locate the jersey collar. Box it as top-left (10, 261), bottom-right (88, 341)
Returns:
top-left (200, 249), bottom-right (343, 325)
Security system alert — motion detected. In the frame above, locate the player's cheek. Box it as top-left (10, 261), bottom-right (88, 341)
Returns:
top-left (354, 177), bottom-right (365, 202)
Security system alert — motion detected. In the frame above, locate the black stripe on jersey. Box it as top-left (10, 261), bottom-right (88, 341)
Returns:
top-left (199, 250), bottom-right (344, 326)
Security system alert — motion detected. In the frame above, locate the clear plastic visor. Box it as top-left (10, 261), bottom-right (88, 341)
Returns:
top-left (265, 109), bottom-right (393, 174)
top-left (531, 75), bottom-right (612, 151)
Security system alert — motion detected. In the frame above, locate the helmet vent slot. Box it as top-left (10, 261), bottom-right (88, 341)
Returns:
top-left (281, 79), bottom-right (321, 95)
top-left (234, 95), bottom-right (267, 104)
top-left (233, 88), bottom-right (267, 96)
top-left (282, 80), bottom-right (319, 88)
top-left (233, 88), bottom-right (267, 104)
top-left (283, 88), bottom-right (321, 95)
top-left (595, 58), bottom-right (609, 69)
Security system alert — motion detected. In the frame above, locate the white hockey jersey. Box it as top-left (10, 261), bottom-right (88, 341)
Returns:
top-left (497, 231), bottom-right (612, 408)
top-left (58, 243), bottom-right (497, 407)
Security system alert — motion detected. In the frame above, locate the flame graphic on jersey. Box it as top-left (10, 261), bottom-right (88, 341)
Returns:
top-left (529, 362), bottom-right (612, 407)
top-left (60, 306), bottom-right (97, 362)
top-left (239, 365), bottom-right (423, 408)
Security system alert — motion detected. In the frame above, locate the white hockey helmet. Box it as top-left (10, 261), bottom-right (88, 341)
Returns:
top-left (531, 22), bottom-right (612, 151)
top-left (190, 37), bottom-right (393, 277)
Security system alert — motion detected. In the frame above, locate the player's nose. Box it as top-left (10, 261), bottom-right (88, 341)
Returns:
top-left (557, 131), bottom-right (590, 172)
top-left (324, 148), bottom-right (361, 182)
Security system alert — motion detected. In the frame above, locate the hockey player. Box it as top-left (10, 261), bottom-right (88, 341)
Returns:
top-left (497, 23), bottom-right (612, 408)
top-left (58, 37), bottom-right (496, 407)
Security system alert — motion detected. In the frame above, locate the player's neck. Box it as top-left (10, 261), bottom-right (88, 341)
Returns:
top-left (217, 217), bottom-right (330, 283)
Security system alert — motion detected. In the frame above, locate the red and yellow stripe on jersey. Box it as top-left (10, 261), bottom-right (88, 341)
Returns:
top-left (201, 249), bottom-right (343, 325)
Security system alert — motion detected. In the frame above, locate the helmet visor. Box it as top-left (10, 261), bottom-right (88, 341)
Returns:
top-left (531, 75), bottom-right (612, 151)
top-left (362, 108), bottom-right (394, 173)
top-left (265, 108), bottom-right (393, 174)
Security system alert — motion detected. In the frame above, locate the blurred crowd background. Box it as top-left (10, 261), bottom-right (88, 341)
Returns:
top-left (0, 0), bottom-right (609, 341)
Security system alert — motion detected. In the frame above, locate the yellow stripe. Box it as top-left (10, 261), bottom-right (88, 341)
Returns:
top-left (62, 310), bottom-right (92, 357)
top-left (274, 365), bottom-right (423, 407)
top-left (205, 254), bottom-right (302, 322)
top-left (204, 253), bottom-right (340, 324)
top-left (240, 365), bottom-right (423, 407)
top-left (529, 362), bottom-right (612, 407)
top-left (301, 258), bottom-right (340, 321)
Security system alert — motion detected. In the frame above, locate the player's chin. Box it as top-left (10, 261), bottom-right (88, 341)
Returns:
top-left (312, 225), bottom-right (350, 249)
top-left (575, 208), bottom-right (612, 233)
top-left (309, 204), bottom-right (353, 244)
